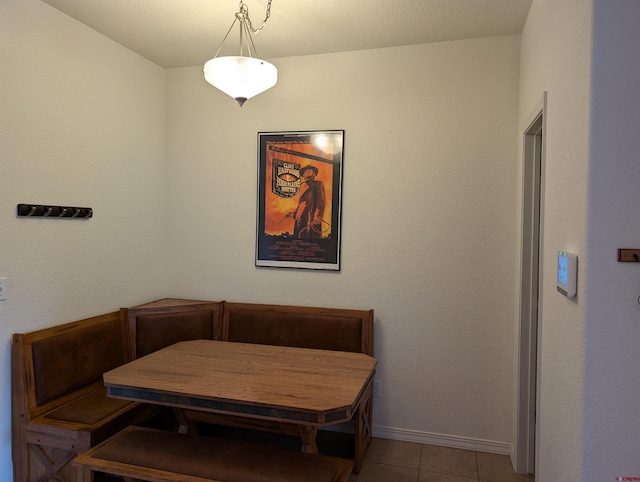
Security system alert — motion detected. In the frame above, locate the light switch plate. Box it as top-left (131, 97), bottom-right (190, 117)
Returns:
top-left (0, 278), bottom-right (6, 301)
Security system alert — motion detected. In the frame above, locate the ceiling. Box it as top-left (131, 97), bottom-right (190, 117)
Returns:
top-left (41, 0), bottom-right (533, 69)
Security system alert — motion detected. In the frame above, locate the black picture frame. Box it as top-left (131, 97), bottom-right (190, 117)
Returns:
top-left (256, 130), bottom-right (344, 270)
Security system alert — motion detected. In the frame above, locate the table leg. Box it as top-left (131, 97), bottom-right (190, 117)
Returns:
top-left (353, 379), bottom-right (374, 474)
top-left (297, 425), bottom-right (318, 454)
top-left (172, 408), bottom-right (200, 435)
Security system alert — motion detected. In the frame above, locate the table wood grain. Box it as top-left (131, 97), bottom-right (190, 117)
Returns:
top-left (104, 340), bottom-right (377, 426)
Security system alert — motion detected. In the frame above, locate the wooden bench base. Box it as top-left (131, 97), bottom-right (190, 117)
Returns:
top-left (74, 426), bottom-right (354, 482)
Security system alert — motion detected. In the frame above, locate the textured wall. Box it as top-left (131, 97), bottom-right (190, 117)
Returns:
top-left (519, 0), bottom-right (591, 480)
top-left (520, 1), bottom-right (640, 480)
top-left (0, 1), bottom-right (167, 478)
top-left (584, 0), bottom-right (640, 479)
top-left (0, 3), bottom-right (524, 476)
top-left (165, 36), bottom-right (520, 449)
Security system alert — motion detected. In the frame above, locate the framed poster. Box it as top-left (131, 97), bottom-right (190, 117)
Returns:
top-left (256, 130), bottom-right (344, 270)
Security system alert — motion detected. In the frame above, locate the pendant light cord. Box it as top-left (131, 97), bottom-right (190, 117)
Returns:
top-left (241, 0), bottom-right (272, 34)
top-left (212, 0), bottom-right (273, 59)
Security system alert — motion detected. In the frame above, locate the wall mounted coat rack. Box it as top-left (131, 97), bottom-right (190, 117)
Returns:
top-left (17, 204), bottom-right (93, 219)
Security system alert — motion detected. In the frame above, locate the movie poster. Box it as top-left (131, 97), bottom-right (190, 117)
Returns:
top-left (256, 131), bottom-right (344, 270)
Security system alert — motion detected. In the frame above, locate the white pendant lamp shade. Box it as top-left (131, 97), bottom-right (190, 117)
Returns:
top-left (204, 56), bottom-right (277, 107)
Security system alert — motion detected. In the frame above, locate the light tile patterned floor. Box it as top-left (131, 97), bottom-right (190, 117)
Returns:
top-left (349, 438), bottom-right (535, 482)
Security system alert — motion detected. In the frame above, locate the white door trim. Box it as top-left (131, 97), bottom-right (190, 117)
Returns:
top-left (515, 91), bottom-right (547, 475)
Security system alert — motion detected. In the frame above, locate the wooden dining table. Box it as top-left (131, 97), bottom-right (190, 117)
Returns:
top-left (103, 339), bottom-right (377, 470)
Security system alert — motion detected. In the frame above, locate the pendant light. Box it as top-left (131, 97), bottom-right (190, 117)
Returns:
top-left (203, 1), bottom-right (277, 107)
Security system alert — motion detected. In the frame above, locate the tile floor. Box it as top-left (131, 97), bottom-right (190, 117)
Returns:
top-left (350, 438), bottom-right (535, 482)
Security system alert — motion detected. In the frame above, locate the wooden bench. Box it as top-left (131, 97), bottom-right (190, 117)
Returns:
top-left (74, 426), bottom-right (354, 482)
top-left (12, 299), bottom-right (373, 479)
top-left (11, 311), bottom-right (159, 482)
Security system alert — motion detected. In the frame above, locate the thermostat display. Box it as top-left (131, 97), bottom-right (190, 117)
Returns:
top-left (557, 251), bottom-right (577, 298)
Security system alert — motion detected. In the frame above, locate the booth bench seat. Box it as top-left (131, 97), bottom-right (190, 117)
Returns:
top-left (12, 298), bottom-right (374, 480)
top-left (11, 312), bottom-right (159, 482)
top-left (74, 426), bottom-right (353, 482)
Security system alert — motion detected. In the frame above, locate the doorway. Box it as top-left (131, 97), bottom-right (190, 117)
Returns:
top-left (515, 93), bottom-right (546, 475)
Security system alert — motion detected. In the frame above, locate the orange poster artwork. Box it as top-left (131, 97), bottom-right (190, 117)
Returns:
top-left (256, 131), bottom-right (343, 270)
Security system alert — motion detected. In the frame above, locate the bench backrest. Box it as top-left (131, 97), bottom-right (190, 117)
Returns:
top-left (221, 302), bottom-right (374, 355)
top-left (124, 298), bottom-right (223, 359)
top-left (12, 311), bottom-right (129, 420)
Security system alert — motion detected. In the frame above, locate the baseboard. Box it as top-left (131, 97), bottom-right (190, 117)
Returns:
top-left (371, 425), bottom-right (512, 456)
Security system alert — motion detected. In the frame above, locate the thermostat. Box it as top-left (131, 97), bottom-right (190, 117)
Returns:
top-left (557, 251), bottom-right (577, 298)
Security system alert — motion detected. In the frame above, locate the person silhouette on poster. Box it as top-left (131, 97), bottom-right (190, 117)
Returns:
top-left (292, 165), bottom-right (326, 239)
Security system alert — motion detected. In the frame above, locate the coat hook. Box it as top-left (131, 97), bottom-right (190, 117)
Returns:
top-left (17, 203), bottom-right (93, 219)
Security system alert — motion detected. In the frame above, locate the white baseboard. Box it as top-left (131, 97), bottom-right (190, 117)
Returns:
top-left (371, 425), bottom-right (512, 456)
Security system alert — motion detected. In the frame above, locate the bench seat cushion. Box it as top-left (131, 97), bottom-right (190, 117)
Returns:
top-left (135, 310), bottom-right (215, 358)
top-left (224, 307), bottom-right (367, 353)
top-left (39, 387), bottom-right (133, 426)
top-left (30, 315), bottom-right (127, 407)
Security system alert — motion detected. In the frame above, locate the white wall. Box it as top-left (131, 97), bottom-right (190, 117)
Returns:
top-left (519, 1), bottom-right (592, 478)
top-left (0, 2), bottom-right (526, 477)
top-left (0, 1), bottom-right (168, 478)
top-left (520, 0), bottom-right (640, 480)
top-left (165, 36), bottom-right (521, 451)
top-left (584, 0), bottom-right (640, 479)
top-left (3, 2), bottom-right (638, 479)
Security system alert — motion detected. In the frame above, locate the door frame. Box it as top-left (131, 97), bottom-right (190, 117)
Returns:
top-left (515, 92), bottom-right (547, 475)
